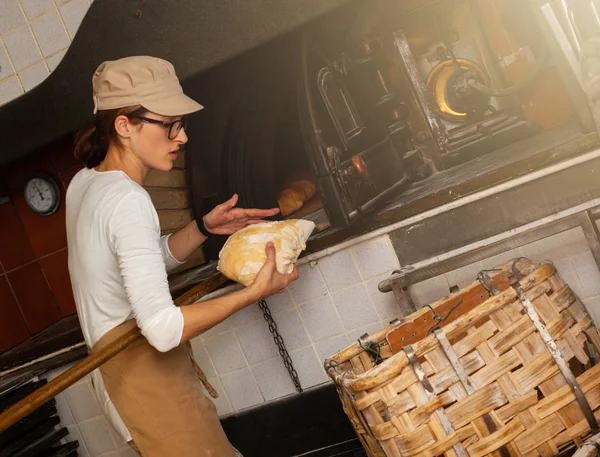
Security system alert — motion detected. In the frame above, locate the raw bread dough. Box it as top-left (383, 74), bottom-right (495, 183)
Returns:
top-left (217, 219), bottom-right (316, 286)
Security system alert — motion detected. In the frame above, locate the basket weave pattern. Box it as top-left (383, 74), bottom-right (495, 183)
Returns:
top-left (325, 260), bottom-right (600, 457)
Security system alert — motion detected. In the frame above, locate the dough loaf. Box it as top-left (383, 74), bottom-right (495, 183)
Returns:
top-left (278, 188), bottom-right (304, 217)
top-left (278, 180), bottom-right (317, 216)
top-left (290, 179), bottom-right (316, 201)
top-left (217, 219), bottom-right (316, 286)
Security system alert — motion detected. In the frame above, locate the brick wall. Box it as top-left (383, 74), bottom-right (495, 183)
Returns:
top-left (0, 0), bottom-right (92, 106)
top-left (146, 155), bottom-right (205, 273)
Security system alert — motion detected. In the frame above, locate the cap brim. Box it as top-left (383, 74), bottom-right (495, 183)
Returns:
top-left (142, 93), bottom-right (204, 116)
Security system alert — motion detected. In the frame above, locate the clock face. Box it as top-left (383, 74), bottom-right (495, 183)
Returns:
top-left (24, 175), bottom-right (60, 216)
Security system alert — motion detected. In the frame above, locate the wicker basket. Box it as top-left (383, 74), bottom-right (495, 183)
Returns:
top-left (325, 258), bottom-right (600, 457)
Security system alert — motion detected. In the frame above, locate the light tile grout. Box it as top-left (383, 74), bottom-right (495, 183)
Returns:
top-left (313, 262), bottom-right (351, 335)
top-left (1, 0), bottom-right (84, 104)
top-left (3, 246), bottom-right (68, 274)
top-left (194, 338), bottom-right (219, 384)
top-left (57, 391), bottom-right (76, 425)
top-left (347, 243), bottom-right (366, 282)
top-left (193, 339), bottom-right (236, 413)
top-left (68, 423), bottom-right (91, 456)
top-left (0, 37), bottom-right (18, 83)
top-left (1, 254), bottom-right (30, 332)
top-left (53, 0), bottom-right (73, 41)
top-left (13, 57), bottom-right (46, 73)
top-left (24, 12), bottom-right (51, 73)
top-left (230, 325), bottom-right (265, 403)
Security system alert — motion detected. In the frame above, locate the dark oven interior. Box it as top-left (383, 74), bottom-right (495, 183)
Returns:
top-left (185, 0), bottom-right (598, 259)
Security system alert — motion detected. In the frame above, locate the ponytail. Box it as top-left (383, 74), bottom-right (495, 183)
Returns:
top-left (74, 123), bottom-right (103, 168)
top-left (73, 105), bottom-right (146, 168)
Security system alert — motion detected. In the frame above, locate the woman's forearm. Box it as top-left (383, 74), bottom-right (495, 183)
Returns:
top-left (179, 286), bottom-right (261, 341)
top-left (167, 220), bottom-right (207, 262)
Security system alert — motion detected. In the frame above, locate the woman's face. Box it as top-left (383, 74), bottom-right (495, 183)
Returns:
top-left (121, 112), bottom-right (189, 172)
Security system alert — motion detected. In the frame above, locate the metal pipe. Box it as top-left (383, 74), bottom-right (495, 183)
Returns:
top-left (541, 2), bottom-right (584, 87)
top-left (0, 272), bottom-right (227, 433)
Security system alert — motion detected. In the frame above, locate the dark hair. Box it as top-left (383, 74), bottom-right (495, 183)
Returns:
top-left (74, 105), bottom-right (147, 168)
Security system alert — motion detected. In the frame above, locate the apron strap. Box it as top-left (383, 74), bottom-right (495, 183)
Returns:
top-left (184, 341), bottom-right (219, 399)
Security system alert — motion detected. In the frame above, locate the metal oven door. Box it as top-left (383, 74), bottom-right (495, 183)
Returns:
top-left (297, 34), bottom-right (427, 227)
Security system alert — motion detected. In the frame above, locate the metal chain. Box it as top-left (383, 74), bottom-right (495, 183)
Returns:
top-left (258, 299), bottom-right (303, 393)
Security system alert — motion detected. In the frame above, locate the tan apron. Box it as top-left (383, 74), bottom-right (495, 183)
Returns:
top-left (92, 320), bottom-right (241, 457)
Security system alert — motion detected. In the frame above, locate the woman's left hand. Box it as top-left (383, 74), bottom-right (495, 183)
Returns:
top-left (202, 194), bottom-right (280, 235)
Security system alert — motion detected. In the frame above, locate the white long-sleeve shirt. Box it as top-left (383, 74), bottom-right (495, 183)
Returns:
top-left (66, 167), bottom-right (187, 443)
top-left (66, 167), bottom-right (185, 352)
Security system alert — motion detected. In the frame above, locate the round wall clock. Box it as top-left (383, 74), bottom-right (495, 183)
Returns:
top-left (24, 173), bottom-right (61, 216)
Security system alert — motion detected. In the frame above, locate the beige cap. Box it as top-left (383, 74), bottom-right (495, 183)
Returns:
top-left (91, 56), bottom-right (203, 116)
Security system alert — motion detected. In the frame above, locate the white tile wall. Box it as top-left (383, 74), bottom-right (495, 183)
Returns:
top-left (63, 380), bottom-right (102, 422)
top-left (206, 376), bottom-right (234, 417)
top-left (331, 283), bottom-right (379, 330)
top-left (18, 60), bottom-right (48, 90)
top-left (251, 357), bottom-right (296, 401)
top-left (30, 11), bottom-right (69, 57)
top-left (204, 332), bottom-right (247, 373)
top-left (350, 236), bottom-right (399, 279)
top-left (4, 25), bottom-right (41, 70)
top-left (220, 367), bottom-right (263, 411)
top-left (78, 416), bottom-right (118, 456)
top-left (288, 263), bottom-right (328, 303)
top-left (40, 229), bottom-right (600, 456)
top-left (299, 295), bottom-right (345, 341)
top-left (318, 249), bottom-right (362, 291)
top-left (0, 75), bottom-right (22, 104)
top-left (235, 318), bottom-right (280, 365)
top-left (0, 0), bottom-right (26, 35)
top-left (185, 235), bottom-right (401, 416)
top-left (20, 0), bottom-right (54, 20)
top-left (0, 0), bottom-right (93, 106)
top-left (42, 365), bottom-right (140, 457)
top-left (58, 0), bottom-right (89, 38)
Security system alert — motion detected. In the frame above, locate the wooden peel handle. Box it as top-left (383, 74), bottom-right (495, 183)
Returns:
top-left (0, 272), bottom-right (227, 433)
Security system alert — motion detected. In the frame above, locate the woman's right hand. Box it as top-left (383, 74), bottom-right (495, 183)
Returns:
top-left (250, 242), bottom-right (299, 299)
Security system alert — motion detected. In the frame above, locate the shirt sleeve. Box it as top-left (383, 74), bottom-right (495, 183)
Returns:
top-left (108, 191), bottom-right (184, 352)
top-left (160, 233), bottom-right (185, 272)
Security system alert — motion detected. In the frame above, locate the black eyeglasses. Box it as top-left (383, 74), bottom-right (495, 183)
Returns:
top-left (131, 116), bottom-right (190, 140)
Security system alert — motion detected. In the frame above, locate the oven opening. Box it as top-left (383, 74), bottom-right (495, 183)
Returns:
top-left (206, 48), bottom-right (332, 234)
top-left (271, 96), bottom-right (325, 225)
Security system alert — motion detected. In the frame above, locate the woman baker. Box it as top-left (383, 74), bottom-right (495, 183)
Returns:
top-left (66, 55), bottom-right (299, 456)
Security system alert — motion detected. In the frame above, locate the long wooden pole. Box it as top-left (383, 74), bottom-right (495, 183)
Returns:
top-left (0, 272), bottom-right (228, 433)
